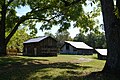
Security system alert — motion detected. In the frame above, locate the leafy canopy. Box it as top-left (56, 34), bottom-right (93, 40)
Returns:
top-left (1, 0), bottom-right (100, 36)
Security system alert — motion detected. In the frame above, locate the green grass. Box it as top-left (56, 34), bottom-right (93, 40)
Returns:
top-left (0, 54), bottom-right (118, 80)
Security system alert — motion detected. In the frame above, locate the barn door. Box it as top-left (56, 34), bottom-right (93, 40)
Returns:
top-left (25, 48), bottom-right (27, 55)
top-left (34, 48), bottom-right (37, 56)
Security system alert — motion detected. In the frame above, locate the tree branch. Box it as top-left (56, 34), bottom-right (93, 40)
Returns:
top-left (7, 0), bottom-right (14, 7)
top-left (61, 0), bottom-right (81, 7)
top-left (116, 0), bottom-right (120, 17)
top-left (5, 16), bottom-right (26, 44)
top-left (5, 1), bottom-right (73, 44)
top-left (5, 4), bottom-right (55, 44)
top-left (5, 10), bottom-right (62, 44)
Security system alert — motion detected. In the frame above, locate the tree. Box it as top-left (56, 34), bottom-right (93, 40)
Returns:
top-left (86, 32), bottom-right (106, 48)
top-left (44, 32), bottom-right (55, 38)
top-left (0, 0), bottom-right (100, 56)
top-left (74, 32), bottom-right (86, 42)
top-left (0, 0), bottom-right (88, 55)
top-left (74, 31), bottom-right (106, 49)
top-left (6, 28), bottom-right (30, 52)
top-left (55, 30), bottom-right (72, 47)
top-left (100, 0), bottom-right (120, 73)
top-left (86, 32), bottom-right (97, 49)
top-left (95, 32), bottom-right (106, 49)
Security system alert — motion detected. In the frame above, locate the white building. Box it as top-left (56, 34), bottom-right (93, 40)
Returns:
top-left (60, 41), bottom-right (93, 55)
top-left (96, 49), bottom-right (107, 60)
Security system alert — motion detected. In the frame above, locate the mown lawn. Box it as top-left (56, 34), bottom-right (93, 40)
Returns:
top-left (0, 54), bottom-right (119, 80)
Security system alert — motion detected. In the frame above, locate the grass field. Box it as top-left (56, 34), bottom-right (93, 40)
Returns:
top-left (0, 54), bottom-right (118, 80)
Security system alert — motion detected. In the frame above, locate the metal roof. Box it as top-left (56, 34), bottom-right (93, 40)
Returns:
top-left (95, 49), bottom-right (107, 56)
top-left (65, 41), bottom-right (93, 49)
top-left (23, 36), bottom-right (48, 44)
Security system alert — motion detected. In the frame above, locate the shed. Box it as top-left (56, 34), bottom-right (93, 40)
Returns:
top-left (95, 49), bottom-right (107, 60)
top-left (60, 41), bottom-right (93, 55)
top-left (23, 36), bottom-right (58, 56)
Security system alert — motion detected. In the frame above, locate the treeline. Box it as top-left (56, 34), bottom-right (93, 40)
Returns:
top-left (74, 32), bottom-right (106, 49)
top-left (7, 29), bottom-right (106, 53)
top-left (44, 30), bottom-right (107, 49)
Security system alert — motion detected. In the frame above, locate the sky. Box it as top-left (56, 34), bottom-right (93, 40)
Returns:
top-left (16, 2), bottom-right (103, 38)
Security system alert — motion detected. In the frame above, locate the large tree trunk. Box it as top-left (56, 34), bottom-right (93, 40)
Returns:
top-left (0, 0), bottom-right (27, 56)
top-left (0, 43), bottom-right (7, 56)
top-left (0, 0), bottom-right (7, 56)
top-left (100, 0), bottom-right (120, 73)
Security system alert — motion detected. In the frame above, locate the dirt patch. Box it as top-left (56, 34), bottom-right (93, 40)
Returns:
top-left (70, 58), bottom-right (93, 64)
top-left (20, 57), bottom-right (93, 65)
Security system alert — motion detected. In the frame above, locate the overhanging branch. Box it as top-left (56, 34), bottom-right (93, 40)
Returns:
top-left (7, 0), bottom-right (14, 7)
top-left (61, 0), bottom-right (81, 7)
top-left (28, 13), bottom-right (61, 22)
top-left (116, 0), bottom-right (120, 17)
top-left (5, 16), bottom-right (26, 44)
top-left (5, 0), bottom-right (79, 44)
top-left (5, 4), bottom-right (55, 44)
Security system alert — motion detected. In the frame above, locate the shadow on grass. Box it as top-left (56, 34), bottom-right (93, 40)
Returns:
top-left (0, 56), bottom-right (92, 80)
top-left (0, 56), bottom-right (116, 80)
top-left (51, 71), bottom-right (120, 80)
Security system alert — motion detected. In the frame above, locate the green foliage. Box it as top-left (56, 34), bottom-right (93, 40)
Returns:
top-left (55, 30), bottom-right (72, 47)
top-left (44, 31), bottom-right (72, 48)
top-left (114, 7), bottom-right (120, 18)
top-left (0, 0), bottom-right (101, 54)
top-left (6, 8), bottom-right (19, 32)
top-left (74, 32), bottom-right (86, 42)
top-left (55, 30), bottom-right (72, 41)
top-left (74, 32), bottom-right (106, 49)
top-left (76, 7), bottom-right (100, 32)
top-left (44, 32), bottom-right (55, 38)
top-left (2, 0), bottom-right (99, 36)
top-left (7, 28), bottom-right (30, 52)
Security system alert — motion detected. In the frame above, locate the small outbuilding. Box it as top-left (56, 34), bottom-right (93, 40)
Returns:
top-left (60, 41), bottom-right (93, 55)
top-left (96, 49), bottom-right (107, 60)
top-left (23, 36), bottom-right (58, 56)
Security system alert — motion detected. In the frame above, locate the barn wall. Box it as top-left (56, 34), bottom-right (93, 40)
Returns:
top-left (23, 37), bottom-right (58, 56)
top-left (77, 49), bottom-right (93, 55)
top-left (23, 43), bottom-right (35, 56)
top-left (60, 44), bottom-right (77, 54)
top-left (98, 53), bottom-right (107, 60)
top-left (37, 37), bottom-right (58, 56)
top-left (60, 43), bottom-right (93, 55)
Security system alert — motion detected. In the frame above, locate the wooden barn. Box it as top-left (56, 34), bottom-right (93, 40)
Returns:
top-left (95, 49), bottom-right (107, 60)
top-left (23, 36), bottom-right (58, 56)
top-left (60, 41), bottom-right (93, 55)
